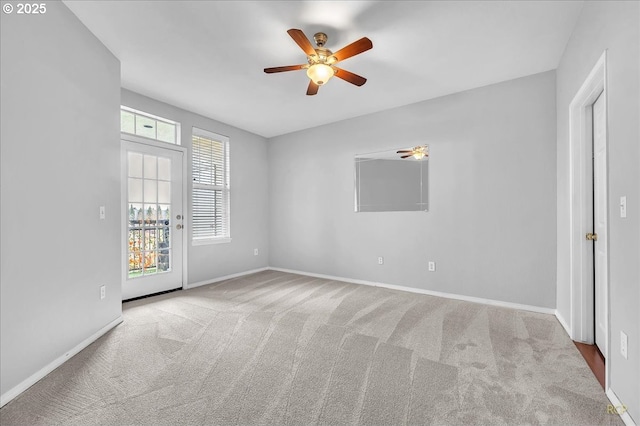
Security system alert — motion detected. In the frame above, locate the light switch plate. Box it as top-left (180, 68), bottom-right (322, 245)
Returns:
top-left (428, 261), bottom-right (436, 272)
top-left (620, 196), bottom-right (627, 218)
top-left (99, 206), bottom-right (106, 220)
top-left (621, 331), bottom-right (628, 359)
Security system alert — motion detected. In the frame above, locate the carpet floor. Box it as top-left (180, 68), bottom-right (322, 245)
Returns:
top-left (0, 270), bottom-right (621, 425)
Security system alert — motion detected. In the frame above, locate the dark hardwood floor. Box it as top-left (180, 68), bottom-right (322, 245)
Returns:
top-left (574, 341), bottom-right (605, 389)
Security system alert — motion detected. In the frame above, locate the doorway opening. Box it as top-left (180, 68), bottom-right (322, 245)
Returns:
top-left (568, 51), bottom-right (609, 390)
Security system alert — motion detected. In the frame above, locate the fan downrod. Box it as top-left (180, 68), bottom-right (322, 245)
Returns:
top-left (313, 32), bottom-right (328, 47)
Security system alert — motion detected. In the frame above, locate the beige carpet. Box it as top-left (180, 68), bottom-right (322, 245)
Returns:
top-left (0, 270), bottom-right (621, 425)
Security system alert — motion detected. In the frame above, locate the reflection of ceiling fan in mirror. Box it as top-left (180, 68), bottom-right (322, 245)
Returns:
top-left (264, 29), bottom-right (373, 96)
top-left (397, 145), bottom-right (429, 159)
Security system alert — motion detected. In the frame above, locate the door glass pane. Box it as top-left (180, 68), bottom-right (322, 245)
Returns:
top-left (143, 155), bottom-right (157, 179)
top-left (158, 181), bottom-right (170, 204)
top-left (129, 252), bottom-right (143, 278)
top-left (144, 251), bottom-right (157, 274)
top-left (144, 179), bottom-right (157, 203)
top-left (128, 227), bottom-right (143, 278)
top-left (158, 157), bottom-right (171, 180)
top-left (158, 249), bottom-right (171, 272)
top-left (158, 204), bottom-right (171, 223)
top-left (144, 204), bottom-right (157, 225)
top-left (128, 152), bottom-right (143, 178)
top-left (129, 229), bottom-right (142, 252)
top-left (158, 225), bottom-right (171, 272)
top-left (128, 178), bottom-right (143, 202)
top-left (129, 203), bottom-right (142, 227)
top-left (144, 229), bottom-right (157, 250)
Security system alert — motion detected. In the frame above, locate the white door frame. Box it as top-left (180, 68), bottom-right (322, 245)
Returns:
top-left (568, 51), bottom-right (609, 386)
top-left (120, 134), bottom-right (189, 296)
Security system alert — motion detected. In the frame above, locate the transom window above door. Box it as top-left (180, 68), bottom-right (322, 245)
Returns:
top-left (121, 106), bottom-right (180, 144)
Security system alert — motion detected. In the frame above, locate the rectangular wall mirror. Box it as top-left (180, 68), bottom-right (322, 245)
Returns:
top-left (354, 145), bottom-right (429, 212)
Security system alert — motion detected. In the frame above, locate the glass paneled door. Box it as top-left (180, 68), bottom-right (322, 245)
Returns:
top-left (122, 140), bottom-right (184, 300)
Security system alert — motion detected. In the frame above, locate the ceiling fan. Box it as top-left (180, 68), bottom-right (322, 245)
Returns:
top-left (397, 145), bottom-right (429, 160)
top-left (264, 29), bottom-right (373, 96)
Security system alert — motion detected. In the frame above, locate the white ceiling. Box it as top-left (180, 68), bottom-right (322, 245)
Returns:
top-left (63, 1), bottom-right (584, 138)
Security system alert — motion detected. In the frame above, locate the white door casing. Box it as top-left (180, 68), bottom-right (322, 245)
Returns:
top-left (121, 138), bottom-right (185, 300)
top-left (593, 92), bottom-right (608, 356)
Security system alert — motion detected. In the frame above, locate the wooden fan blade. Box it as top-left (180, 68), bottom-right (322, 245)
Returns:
top-left (332, 37), bottom-right (373, 62)
top-left (264, 65), bottom-right (306, 73)
top-left (401, 155), bottom-right (413, 159)
top-left (334, 67), bottom-right (367, 86)
top-left (287, 29), bottom-right (317, 57)
top-left (397, 150), bottom-right (412, 153)
top-left (306, 80), bottom-right (319, 96)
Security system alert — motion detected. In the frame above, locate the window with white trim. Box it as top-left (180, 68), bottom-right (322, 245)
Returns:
top-left (192, 128), bottom-right (230, 243)
top-left (121, 106), bottom-right (180, 144)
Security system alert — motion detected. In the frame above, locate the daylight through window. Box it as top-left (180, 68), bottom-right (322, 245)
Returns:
top-left (192, 128), bottom-right (230, 243)
top-left (121, 106), bottom-right (179, 144)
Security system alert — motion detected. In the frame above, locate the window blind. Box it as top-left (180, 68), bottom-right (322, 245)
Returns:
top-left (192, 128), bottom-right (230, 241)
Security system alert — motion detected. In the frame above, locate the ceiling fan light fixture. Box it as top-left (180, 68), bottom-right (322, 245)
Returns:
top-left (412, 152), bottom-right (426, 160)
top-left (306, 63), bottom-right (334, 85)
top-left (264, 29), bottom-right (372, 95)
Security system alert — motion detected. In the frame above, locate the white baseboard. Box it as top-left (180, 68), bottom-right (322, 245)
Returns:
top-left (555, 309), bottom-right (572, 338)
top-left (606, 388), bottom-right (637, 426)
top-left (185, 267), bottom-right (269, 290)
top-left (268, 267), bottom-right (555, 315)
top-left (0, 315), bottom-right (123, 408)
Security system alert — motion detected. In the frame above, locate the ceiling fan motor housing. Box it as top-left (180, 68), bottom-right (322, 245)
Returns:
top-left (313, 32), bottom-right (328, 47)
top-left (309, 47), bottom-right (334, 65)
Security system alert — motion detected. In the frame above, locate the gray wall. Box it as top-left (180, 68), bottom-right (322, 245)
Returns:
top-left (555, 1), bottom-right (639, 420)
top-left (268, 71), bottom-right (557, 309)
top-left (1, 2), bottom-right (122, 396)
top-left (121, 90), bottom-right (269, 285)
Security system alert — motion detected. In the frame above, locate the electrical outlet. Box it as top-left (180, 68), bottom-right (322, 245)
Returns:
top-left (99, 206), bottom-right (106, 220)
top-left (428, 261), bottom-right (436, 272)
top-left (621, 331), bottom-right (628, 359)
top-left (254, 248), bottom-right (259, 256)
top-left (100, 285), bottom-right (106, 300)
top-left (378, 256), bottom-right (384, 265)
